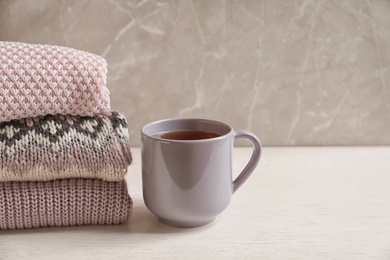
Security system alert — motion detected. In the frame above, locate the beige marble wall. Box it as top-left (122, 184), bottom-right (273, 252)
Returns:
top-left (0, 0), bottom-right (389, 146)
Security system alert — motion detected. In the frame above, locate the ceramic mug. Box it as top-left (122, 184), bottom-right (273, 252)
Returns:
top-left (141, 118), bottom-right (262, 228)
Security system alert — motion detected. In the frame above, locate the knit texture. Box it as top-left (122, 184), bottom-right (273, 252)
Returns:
top-left (0, 41), bottom-right (110, 122)
top-left (0, 179), bottom-right (133, 230)
top-left (0, 112), bottom-right (132, 182)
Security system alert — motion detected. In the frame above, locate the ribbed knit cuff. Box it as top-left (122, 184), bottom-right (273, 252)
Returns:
top-left (0, 179), bottom-right (133, 229)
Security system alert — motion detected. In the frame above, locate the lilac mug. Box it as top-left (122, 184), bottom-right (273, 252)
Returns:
top-left (141, 118), bottom-right (262, 228)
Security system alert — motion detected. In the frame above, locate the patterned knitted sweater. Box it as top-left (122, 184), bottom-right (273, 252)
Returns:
top-left (0, 41), bottom-right (110, 122)
top-left (0, 179), bottom-right (133, 229)
top-left (0, 112), bottom-right (132, 182)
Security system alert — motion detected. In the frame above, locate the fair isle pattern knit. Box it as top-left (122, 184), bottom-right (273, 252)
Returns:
top-left (0, 112), bottom-right (132, 182)
top-left (0, 41), bottom-right (110, 122)
top-left (0, 179), bottom-right (133, 229)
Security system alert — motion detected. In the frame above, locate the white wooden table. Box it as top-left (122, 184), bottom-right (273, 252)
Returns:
top-left (1, 147), bottom-right (389, 260)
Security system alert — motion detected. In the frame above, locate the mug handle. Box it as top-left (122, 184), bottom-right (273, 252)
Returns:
top-left (232, 130), bottom-right (262, 193)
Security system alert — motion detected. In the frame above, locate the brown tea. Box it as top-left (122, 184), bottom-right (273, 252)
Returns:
top-left (155, 130), bottom-right (221, 140)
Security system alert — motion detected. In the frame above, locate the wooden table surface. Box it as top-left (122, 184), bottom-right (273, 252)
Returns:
top-left (1, 147), bottom-right (389, 260)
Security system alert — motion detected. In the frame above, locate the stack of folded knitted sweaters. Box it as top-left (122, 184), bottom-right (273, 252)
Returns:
top-left (0, 42), bottom-right (133, 229)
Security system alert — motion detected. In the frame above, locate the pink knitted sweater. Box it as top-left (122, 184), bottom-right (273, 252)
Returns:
top-left (0, 179), bottom-right (132, 229)
top-left (0, 41), bottom-right (110, 122)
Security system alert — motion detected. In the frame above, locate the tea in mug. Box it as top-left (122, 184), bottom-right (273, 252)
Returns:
top-left (155, 130), bottom-right (221, 140)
